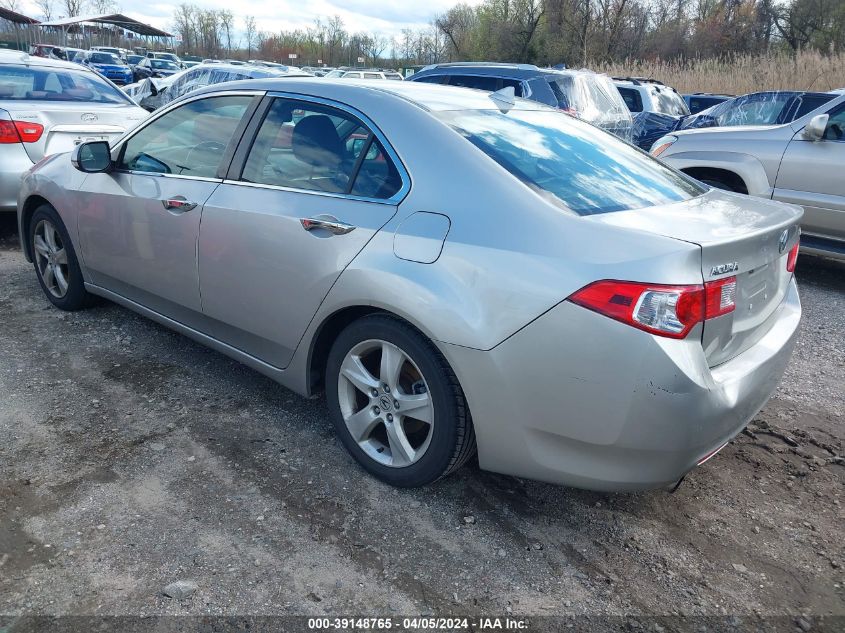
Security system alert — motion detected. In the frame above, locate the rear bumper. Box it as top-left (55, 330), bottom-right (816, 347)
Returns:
top-left (0, 143), bottom-right (33, 212)
top-left (442, 278), bottom-right (801, 491)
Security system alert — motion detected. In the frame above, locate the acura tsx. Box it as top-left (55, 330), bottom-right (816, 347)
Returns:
top-left (17, 79), bottom-right (802, 491)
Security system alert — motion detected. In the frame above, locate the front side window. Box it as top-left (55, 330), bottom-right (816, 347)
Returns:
top-left (0, 65), bottom-right (133, 103)
top-left (119, 96), bottom-right (252, 178)
top-left (437, 108), bottom-right (704, 215)
top-left (240, 98), bottom-right (402, 199)
top-left (823, 103), bottom-right (845, 141)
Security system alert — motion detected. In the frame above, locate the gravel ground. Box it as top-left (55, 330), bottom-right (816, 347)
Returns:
top-left (1, 213), bottom-right (843, 626)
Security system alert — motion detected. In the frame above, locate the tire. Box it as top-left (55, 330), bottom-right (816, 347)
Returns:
top-left (29, 204), bottom-right (95, 311)
top-left (326, 314), bottom-right (476, 487)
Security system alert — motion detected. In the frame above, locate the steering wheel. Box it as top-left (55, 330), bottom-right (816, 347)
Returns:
top-left (185, 140), bottom-right (226, 171)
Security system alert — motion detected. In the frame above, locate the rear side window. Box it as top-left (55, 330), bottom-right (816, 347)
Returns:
top-left (789, 94), bottom-right (836, 121)
top-left (363, 73), bottom-right (382, 79)
top-left (413, 75), bottom-right (445, 84)
top-left (0, 65), bottom-right (132, 103)
top-left (240, 98), bottom-right (402, 199)
top-left (119, 95), bottom-right (252, 178)
top-left (615, 86), bottom-right (642, 112)
top-left (437, 108), bottom-right (703, 215)
top-left (447, 75), bottom-right (499, 91)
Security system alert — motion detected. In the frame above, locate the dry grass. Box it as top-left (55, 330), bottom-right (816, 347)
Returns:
top-left (594, 51), bottom-right (845, 94)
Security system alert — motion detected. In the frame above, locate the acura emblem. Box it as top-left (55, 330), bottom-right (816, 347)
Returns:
top-left (778, 229), bottom-right (789, 254)
top-left (81, 113), bottom-right (98, 123)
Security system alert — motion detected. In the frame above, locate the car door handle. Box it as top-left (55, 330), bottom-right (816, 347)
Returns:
top-left (162, 197), bottom-right (197, 213)
top-left (300, 216), bottom-right (356, 235)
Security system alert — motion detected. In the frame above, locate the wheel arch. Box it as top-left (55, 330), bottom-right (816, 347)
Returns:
top-left (305, 304), bottom-right (448, 397)
top-left (19, 195), bottom-right (53, 262)
top-left (681, 167), bottom-right (749, 194)
top-left (666, 150), bottom-right (772, 197)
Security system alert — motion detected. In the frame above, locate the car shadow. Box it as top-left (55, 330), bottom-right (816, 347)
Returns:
top-left (0, 214), bottom-right (19, 250)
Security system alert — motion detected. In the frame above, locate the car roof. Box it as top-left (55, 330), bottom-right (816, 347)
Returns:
top-left (0, 50), bottom-right (93, 71)
top-left (189, 77), bottom-right (553, 112)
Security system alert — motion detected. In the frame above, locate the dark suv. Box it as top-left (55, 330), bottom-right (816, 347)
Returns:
top-left (408, 62), bottom-right (633, 142)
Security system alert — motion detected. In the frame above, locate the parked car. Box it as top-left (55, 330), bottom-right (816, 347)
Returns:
top-left (0, 50), bottom-right (147, 213)
top-left (17, 79), bottom-right (801, 491)
top-left (132, 57), bottom-right (180, 82)
top-left (183, 60), bottom-right (201, 69)
top-left (62, 47), bottom-right (87, 64)
top-left (409, 63), bottom-right (632, 142)
top-left (679, 90), bottom-right (838, 130)
top-left (652, 92), bottom-right (845, 259)
top-left (614, 77), bottom-right (689, 116)
top-left (123, 62), bottom-right (311, 111)
top-left (683, 93), bottom-right (734, 114)
top-left (614, 77), bottom-right (689, 150)
top-left (90, 46), bottom-right (125, 60)
top-left (125, 54), bottom-right (144, 67)
top-left (146, 51), bottom-right (182, 67)
top-left (29, 44), bottom-right (65, 59)
top-left (79, 51), bottom-right (133, 85)
top-left (325, 68), bottom-right (403, 81)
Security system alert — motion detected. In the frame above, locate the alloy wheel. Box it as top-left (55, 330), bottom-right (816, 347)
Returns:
top-left (337, 339), bottom-right (435, 468)
top-left (33, 219), bottom-right (70, 299)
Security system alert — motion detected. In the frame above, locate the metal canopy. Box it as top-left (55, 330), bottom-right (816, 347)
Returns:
top-left (0, 7), bottom-right (40, 25)
top-left (38, 13), bottom-right (171, 38)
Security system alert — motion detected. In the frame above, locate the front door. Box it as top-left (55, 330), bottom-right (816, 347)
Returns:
top-left (774, 101), bottom-right (845, 244)
top-left (198, 96), bottom-right (407, 368)
top-left (77, 94), bottom-right (255, 318)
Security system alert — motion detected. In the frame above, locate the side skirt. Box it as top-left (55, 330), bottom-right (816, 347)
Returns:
top-left (84, 282), bottom-right (309, 397)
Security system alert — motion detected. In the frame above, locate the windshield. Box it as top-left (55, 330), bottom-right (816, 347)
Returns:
top-left (0, 65), bottom-right (134, 103)
top-left (89, 53), bottom-right (121, 65)
top-left (650, 86), bottom-right (689, 116)
top-left (436, 108), bottom-right (704, 215)
top-left (151, 60), bottom-right (178, 70)
top-left (127, 55), bottom-right (143, 65)
top-left (324, 70), bottom-right (344, 78)
top-left (709, 92), bottom-right (794, 126)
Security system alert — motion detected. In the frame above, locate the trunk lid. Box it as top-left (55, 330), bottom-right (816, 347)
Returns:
top-left (2, 102), bottom-right (146, 162)
top-left (589, 189), bottom-right (802, 365)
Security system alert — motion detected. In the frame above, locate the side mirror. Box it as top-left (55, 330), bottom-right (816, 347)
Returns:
top-left (71, 140), bottom-right (112, 173)
top-left (802, 113), bottom-right (829, 141)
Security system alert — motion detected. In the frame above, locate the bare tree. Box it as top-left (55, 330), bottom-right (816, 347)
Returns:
top-left (220, 9), bottom-right (234, 53)
top-left (34, 0), bottom-right (55, 20)
top-left (244, 15), bottom-right (257, 58)
top-left (62, 0), bottom-right (87, 18)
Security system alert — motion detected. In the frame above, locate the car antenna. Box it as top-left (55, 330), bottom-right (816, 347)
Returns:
top-left (489, 86), bottom-right (516, 111)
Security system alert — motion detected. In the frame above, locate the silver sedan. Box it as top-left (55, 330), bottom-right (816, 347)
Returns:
top-left (17, 79), bottom-right (803, 491)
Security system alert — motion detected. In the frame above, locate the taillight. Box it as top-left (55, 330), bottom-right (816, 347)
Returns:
top-left (568, 277), bottom-right (738, 339)
top-left (704, 276), bottom-right (736, 319)
top-left (786, 242), bottom-right (799, 273)
top-left (0, 120), bottom-right (19, 144)
top-left (0, 120), bottom-right (44, 144)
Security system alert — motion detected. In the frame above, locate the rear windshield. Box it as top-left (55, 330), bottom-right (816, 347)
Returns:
top-left (436, 108), bottom-right (704, 215)
top-left (650, 86), bottom-right (689, 116)
top-left (0, 65), bottom-right (134, 103)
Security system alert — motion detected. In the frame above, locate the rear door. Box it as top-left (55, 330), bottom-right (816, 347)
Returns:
top-left (774, 100), bottom-right (845, 245)
top-left (197, 95), bottom-right (407, 368)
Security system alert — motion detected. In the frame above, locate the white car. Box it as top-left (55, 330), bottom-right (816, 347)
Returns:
top-left (614, 77), bottom-right (689, 116)
top-left (0, 50), bottom-right (147, 212)
top-left (325, 69), bottom-right (403, 81)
